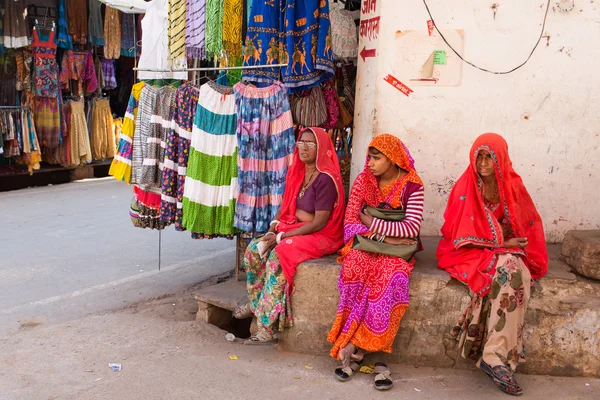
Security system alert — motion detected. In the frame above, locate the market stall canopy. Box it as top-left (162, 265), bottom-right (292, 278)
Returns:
top-left (97, 0), bottom-right (150, 14)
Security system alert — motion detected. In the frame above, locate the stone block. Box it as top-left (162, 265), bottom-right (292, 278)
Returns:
top-left (562, 230), bottom-right (600, 280)
top-left (279, 239), bottom-right (600, 377)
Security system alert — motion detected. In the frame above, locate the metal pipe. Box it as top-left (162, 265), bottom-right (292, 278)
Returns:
top-left (133, 63), bottom-right (288, 73)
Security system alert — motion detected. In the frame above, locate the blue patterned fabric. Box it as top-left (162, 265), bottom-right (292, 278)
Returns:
top-left (243, 0), bottom-right (334, 93)
top-left (233, 80), bottom-right (295, 233)
top-left (55, 0), bottom-right (73, 49)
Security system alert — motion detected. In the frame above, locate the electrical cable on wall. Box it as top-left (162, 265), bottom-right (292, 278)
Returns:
top-left (422, 0), bottom-right (551, 74)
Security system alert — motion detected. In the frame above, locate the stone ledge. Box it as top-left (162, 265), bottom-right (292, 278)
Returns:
top-left (279, 237), bottom-right (600, 377)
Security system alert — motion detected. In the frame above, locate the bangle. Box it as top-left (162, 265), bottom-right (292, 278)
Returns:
top-left (264, 232), bottom-right (275, 237)
top-left (270, 219), bottom-right (280, 226)
top-left (276, 232), bottom-right (284, 244)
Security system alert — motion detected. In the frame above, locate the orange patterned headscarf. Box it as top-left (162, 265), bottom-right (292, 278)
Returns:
top-left (367, 134), bottom-right (423, 186)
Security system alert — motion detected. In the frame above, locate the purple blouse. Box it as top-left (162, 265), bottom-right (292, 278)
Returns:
top-left (296, 173), bottom-right (337, 213)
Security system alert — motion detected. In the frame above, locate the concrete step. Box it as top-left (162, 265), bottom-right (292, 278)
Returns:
top-left (192, 279), bottom-right (253, 337)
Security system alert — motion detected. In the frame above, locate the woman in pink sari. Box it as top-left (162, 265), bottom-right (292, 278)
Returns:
top-left (234, 127), bottom-right (345, 344)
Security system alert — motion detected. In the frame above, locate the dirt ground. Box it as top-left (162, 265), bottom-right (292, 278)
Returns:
top-left (1, 275), bottom-right (598, 400)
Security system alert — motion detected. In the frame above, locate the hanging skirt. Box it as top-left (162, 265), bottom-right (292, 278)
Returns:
top-left (104, 7), bottom-right (122, 59)
top-left (67, 0), bottom-right (88, 44)
top-left (88, 0), bottom-right (105, 46)
top-left (182, 81), bottom-right (237, 237)
top-left (91, 99), bottom-right (116, 160)
top-left (34, 96), bottom-right (61, 149)
top-left (3, 0), bottom-right (29, 48)
top-left (232, 81), bottom-right (295, 233)
top-left (69, 101), bottom-right (92, 166)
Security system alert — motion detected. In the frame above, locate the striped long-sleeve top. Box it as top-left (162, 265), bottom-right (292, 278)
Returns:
top-left (370, 184), bottom-right (424, 238)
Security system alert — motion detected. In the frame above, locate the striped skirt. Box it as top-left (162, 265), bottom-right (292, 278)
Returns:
top-left (233, 81), bottom-right (295, 233)
top-left (182, 81), bottom-right (237, 237)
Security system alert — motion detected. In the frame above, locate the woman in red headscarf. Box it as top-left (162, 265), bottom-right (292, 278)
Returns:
top-left (233, 127), bottom-right (345, 344)
top-left (437, 133), bottom-right (548, 396)
top-left (328, 134), bottom-right (425, 391)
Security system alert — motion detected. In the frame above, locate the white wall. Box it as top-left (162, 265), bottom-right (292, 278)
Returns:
top-left (351, 0), bottom-right (600, 242)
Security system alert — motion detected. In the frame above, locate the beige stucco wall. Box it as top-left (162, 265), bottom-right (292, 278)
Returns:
top-left (351, 0), bottom-right (600, 242)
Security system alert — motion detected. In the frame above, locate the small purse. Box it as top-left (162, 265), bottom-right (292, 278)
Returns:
top-left (351, 206), bottom-right (418, 260)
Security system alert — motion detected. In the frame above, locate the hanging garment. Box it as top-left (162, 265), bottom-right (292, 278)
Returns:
top-left (104, 7), bottom-right (122, 59)
top-left (282, 0), bottom-right (334, 91)
top-left (68, 101), bottom-right (93, 166)
top-left (32, 28), bottom-right (60, 98)
top-left (138, 0), bottom-right (187, 80)
top-left (55, 0), bottom-right (73, 49)
top-left (168, 0), bottom-right (187, 69)
top-left (0, 11), bottom-right (5, 54)
top-left (139, 86), bottom-right (177, 186)
top-left (241, 0), bottom-right (284, 84)
top-left (90, 99), bottom-right (116, 160)
top-left (68, 0), bottom-right (88, 44)
top-left (32, 28), bottom-right (61, 149)
top-left (133, 185), bottom-right (168, 230)
top-left (101, 58), bottom-right (117, 90)
top-left (16, 109), bottom-right (42, 174)
top-left (94, 56), bottom-right (105, 92)
top-left (329, 3), bottom-right (359, 59)
top-left (3, 0), bottom-right (29, 48)
top-left (160, 82), bottom-right (200, 228)
top-left (121, 13), bottom-right (136, 57)
top-left (185, 0), bottom-right (206, 60)
top-left (205, 0), bottom-right (223, 60)
top-left (244, 0), bottom-right (334, 92)
top-left (132, 85), bottom-right (159, 184)
top-left (2, 112), bottom-right (20, 157)
top-left (60, 50), bottom-right (99, 96)
top-left (88, 0), bottom-right (105, 46)
top-left (110, 82), bottom-right (145, 183)
top-left (233, 80), bottom-right (295, 233)
top-left (222, 0), bottom-right (242, 59)
top-left (182, 81), bottom-right (238, 237)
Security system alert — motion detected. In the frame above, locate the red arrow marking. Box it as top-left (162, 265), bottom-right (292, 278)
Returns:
top-left (360, 47), bottom-right (377, 62)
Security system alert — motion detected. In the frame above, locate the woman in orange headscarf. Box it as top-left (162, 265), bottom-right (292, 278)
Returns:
top-left (234, 127), bottom-right (345, 344)
top-left (437, 133), bottom-right (548, 396)
top-left (328, 134), bottom-right (425, 391)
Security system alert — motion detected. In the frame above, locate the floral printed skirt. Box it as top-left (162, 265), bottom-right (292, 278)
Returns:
top-left (242, 238), bottom-right (293, 334)
top-left (452, 254), bottom-right (532, 372)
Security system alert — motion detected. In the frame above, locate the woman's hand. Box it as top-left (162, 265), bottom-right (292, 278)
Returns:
top-left (504, 237), bottom-right (528, 249)
top-left (260, 233), bottom-right (277, 251)
top-left (383, 237), bottom-right (417, 245)
top-left (359, 208), bottom-right (374, 227)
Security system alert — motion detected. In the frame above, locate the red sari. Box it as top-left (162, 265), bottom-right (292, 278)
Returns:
top-left (436, 133), bottom-right (548, 296)
top-left (275, 127), bottom-right (345, 294)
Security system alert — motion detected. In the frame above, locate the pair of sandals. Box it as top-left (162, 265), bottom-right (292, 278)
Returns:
top-left (233, 303), bottom-right (278, 345)
top-left (335, 361), bottom-right (393, 391)
top-left (480, 359), bottom-right (523, 396)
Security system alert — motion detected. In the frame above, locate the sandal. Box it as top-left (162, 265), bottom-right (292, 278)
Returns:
top-left (374, 362), bottom-right (393, 391)
top-left (233, 303), bottom-right (253, 319)
top-left (334, 359), bottom-right (362, 382)
top-left (480, 359), bottom-right (523, 396)
top-left (244, 329), bottom-right (277, 345)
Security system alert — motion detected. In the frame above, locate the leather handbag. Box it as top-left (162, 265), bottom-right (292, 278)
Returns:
top-left (351, 206), bottom-right (418, 260)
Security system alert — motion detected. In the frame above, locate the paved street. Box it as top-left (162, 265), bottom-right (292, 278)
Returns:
top-left (0, 178), bottom-right (235, 335)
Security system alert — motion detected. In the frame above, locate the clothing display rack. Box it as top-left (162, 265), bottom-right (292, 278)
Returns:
top-left (133, 63), bottom-right (289, 73)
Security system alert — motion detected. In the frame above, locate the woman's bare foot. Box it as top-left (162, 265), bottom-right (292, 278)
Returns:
top-left (351, 348), bottom-right (366, 363)
top-left (339, 342), bottom-right (356, 368)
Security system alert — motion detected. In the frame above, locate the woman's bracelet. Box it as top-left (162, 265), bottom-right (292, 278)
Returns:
top-left (276, 232), bottom-right (284, 244)
top-left (270, 219), bottom-right (280, 226)
top-left (264, 232), bottom-right (275, 237)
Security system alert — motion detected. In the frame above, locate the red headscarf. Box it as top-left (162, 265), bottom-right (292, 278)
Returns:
top-left (437, 133), bottom-right (548, 296)
top-left (276, 127), bottom-right (345, 292)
